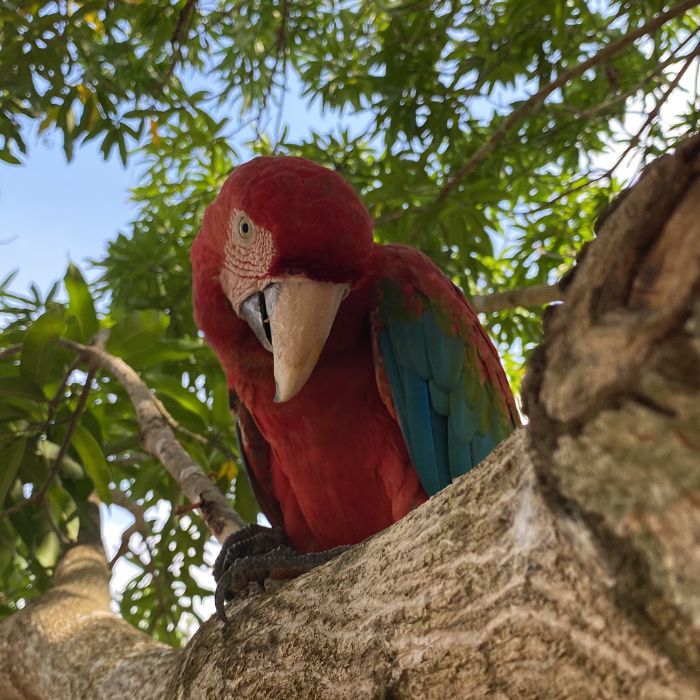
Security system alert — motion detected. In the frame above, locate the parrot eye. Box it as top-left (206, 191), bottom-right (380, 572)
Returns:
top-left (237, 215), bottom-right (253, 240)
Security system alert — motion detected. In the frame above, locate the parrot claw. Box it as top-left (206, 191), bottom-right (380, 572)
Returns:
top-left (213, 524), bottom-right (289, 583)
top-left (213, 525), bottom-right (351, 623)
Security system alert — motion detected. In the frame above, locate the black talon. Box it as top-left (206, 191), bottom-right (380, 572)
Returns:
top-left (215, 567), bottom-right (234, 623)
top-left (213, 525), bottom-right (354, 623)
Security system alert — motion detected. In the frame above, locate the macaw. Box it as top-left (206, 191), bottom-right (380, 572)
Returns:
top-left (191, 156), bottom-right (519, 620)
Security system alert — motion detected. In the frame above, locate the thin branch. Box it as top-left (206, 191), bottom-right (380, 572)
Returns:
top-left (151, 394), bottom-right (236, 460)
top-left (108, 452), bottom-right (149, 467)
top-left (175, 500), bottom-right (204, 515)
top-left (151, 395), bottom-right (208, 446)
top-left (160, 0), bottom-right (198, 87)
top-left (471, 283), bottom-right (563, 314)
top-left (0, 344), bottom-right (21, 361)
top-left (375, 207), bottom-right (412, 226)
top-left (0, 368), bottom-right (95, 521)
top-left (42, 498), bottom-right (71, 546)
top-left (110, 489), bottom-right (149, 526)
top-left (255, 0), bottom-right (289, 140)
top-left (519, 40), bottom-right (700, 218)
top-left (109, 522), bottom-right (140, 569)
top-left (551, 32), bottom-right (698, 127)
top-left (46, 356), bottom-right (82, 435)
top-left (58, 338), bottom-right (244, 542)
top-left (434, 0), bottom-right (700, 206)
top-left (108, 490), bottom-right (151, 569)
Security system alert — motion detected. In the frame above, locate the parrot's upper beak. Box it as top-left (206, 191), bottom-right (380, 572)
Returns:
top-left (239, 278), bottom-right (349, 402)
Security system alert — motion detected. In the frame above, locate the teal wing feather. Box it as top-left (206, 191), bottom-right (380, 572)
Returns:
top-left (371, 245), bottom-right (518, 497)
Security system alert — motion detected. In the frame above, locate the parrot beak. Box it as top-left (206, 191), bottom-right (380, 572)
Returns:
top-left (239, 279), bottom-right (349, 402)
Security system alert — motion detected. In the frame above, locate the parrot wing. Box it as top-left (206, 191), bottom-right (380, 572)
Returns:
top-left (370, 244), bottom-right (519, 497)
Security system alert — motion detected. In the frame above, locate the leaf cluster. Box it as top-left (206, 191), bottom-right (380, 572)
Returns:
top-left (0, 267), bottom-right (255, 644)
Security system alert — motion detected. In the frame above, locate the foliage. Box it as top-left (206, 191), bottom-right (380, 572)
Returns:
top-left (1, 0), bottom-right (699, 644)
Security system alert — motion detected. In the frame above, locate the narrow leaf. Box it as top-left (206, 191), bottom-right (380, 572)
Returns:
top-left (64, 264), bottom-right (98, 341)
top-left (20, 308), bottom-right (66, 387)
top-left (36, 440), bottom-right (84, 479)
top-left (0, 376), bottom-right (46, 402)
top-left (71, 425), bottom-right (111, 503)
top-left (0, 436), bottom-right (27, 507)
top-left (234, 470), bottom-right (259, 524)
top-left (107, 310), bottom-right (170, 360)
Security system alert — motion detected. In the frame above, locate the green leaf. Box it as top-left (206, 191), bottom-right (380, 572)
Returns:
top-left (211, 378), bottom-right (231, 428)
top-left (234, 470), bottom-right (259, 524)
top-left (64, 264), bottom-right (99, 341)
top-left (35, 531), bottom-right (60, 568)
top-left (36, 440), bottom-right (84, 479)
top-left (0, 436), bottom-right (27, 508)
top-left (155, 375), bottom-right (209, 423)
top-left (20, 308), bottom-right (66, 387)
top-left (0, 377), bottom-right (46, 402)
top-left (106, 310), bottom-right (170, 360)
top-left (71, 425), bottom-right (111, 503)
top-left (0, 152), bottom-right (21, 165)
top-left (120, 339), bottom-right (202, 369)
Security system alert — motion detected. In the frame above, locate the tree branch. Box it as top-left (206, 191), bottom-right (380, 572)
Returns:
top-left (0, 343), bottom-right (21, 361)
top-left (562, 34), bottom-right (697, 122)
top-left (602, 41), bottom-right (700, 179)
top-left (108, 490), bottom-right (151, 569)
top-left (57, 338), bottom-right (244, 542)
top-left (161, 0), bottom-right (198, 87)
top-left (518, 38), bottom-right (700, 219)
top-left (434, 0), bottom-right (700, 205)
top-left (471, 282), bottom-right (563, 313)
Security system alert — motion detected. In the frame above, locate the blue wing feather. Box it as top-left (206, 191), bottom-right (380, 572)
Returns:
top-left (448, 430), bottom-right (473, 480)
top-left (423, 312), bottom-right (464, 392)
top-left (428, 379), bottom-right (449, 416)
top-left (470, 431), bottom-right (497, 467)
top-left (374, 273), bottom-right (515, 498)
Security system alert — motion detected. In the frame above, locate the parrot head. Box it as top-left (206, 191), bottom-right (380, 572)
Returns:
top-left (192, 156), bottom-right (373, 402)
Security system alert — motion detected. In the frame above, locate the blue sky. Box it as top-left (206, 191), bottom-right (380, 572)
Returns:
top-left (0, 136), bottom-right (136, 293)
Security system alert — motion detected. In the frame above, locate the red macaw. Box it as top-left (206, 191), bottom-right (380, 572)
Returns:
top-left (191, 156), bottom-right (518, 620)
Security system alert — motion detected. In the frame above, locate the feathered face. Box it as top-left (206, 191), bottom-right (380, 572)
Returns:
top-left (192, 156), bottom-right (373, 402)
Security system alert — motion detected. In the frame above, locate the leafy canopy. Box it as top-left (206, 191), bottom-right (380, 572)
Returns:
top-left (1, 0), bottom-right (698, 644)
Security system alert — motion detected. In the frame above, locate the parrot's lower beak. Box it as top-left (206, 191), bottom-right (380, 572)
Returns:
top-left (239, 279), bottom-right (349, 402)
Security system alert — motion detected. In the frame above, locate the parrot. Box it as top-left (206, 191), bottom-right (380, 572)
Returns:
top-left (191, 156), bottom-right (519, 621)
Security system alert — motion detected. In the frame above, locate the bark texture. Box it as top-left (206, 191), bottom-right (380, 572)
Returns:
top-left (1, 136), bottom-right (699, 699)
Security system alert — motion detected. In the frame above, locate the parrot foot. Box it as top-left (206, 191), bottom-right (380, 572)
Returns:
top-left (213, 525), bottom-right (350, 623)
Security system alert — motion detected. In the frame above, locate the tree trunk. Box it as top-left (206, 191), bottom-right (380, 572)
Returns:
top-left (1, 135), bottom-right (699, 699)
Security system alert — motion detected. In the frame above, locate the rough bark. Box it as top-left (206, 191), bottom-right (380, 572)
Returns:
top-left (1, 136), bottom-right (699, 699)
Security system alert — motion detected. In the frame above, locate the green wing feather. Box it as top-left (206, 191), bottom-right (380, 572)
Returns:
top-left (372, 246), bottom-right (518, 496)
